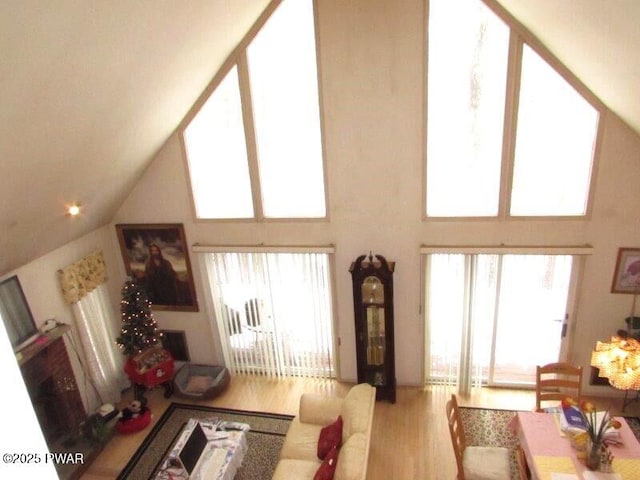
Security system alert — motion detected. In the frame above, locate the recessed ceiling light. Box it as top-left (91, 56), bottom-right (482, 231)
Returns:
top-left (67, 204), bottom-right (81, 216)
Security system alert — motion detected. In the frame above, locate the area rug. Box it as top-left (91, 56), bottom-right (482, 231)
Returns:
top-left (117, 403), bottom-right (293, 480)
top-left (459, 407), bottom-right (640, 480)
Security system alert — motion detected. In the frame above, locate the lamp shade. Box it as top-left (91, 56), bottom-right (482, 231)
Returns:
top-left (590, 336), bottom-right (640, 390)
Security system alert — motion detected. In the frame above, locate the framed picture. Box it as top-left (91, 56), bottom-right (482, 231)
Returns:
top-left (116, 223), bottom-right (198, 311)
top-left (611, 247), bottom-right (640, 294)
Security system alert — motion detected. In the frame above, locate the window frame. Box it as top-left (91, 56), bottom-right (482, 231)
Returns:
top-left (420, 244), bottom-right (592, 389)
top-left (424, 0), bottom-right (605, 221)
top-left (180, 0), bottom-right (329, 222)
top-left (195, 244), bottom-right (340, 379)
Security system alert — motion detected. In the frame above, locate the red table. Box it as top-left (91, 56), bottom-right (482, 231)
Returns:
top-left (511, 411), bottom-right (640, 479)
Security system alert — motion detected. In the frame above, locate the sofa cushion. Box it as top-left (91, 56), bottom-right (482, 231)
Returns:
top-left (299, 393), bottom-right (344, 426)
top-left (317, 416), bottom-right (343, 459)
top-left (463, 446), bottom-right (511, 480)
top-left (341, 383), bottom-right (375, 439)
top-left (334, 432), bottom-right (368, 480)
top-left (272, 458), bottom-right (321, 480)
top-left (279, 417), bottom-right (324, 461)
top-left (314, 445), bottom-right (339, 480)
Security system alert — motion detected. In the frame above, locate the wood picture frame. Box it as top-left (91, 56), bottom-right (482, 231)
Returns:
top-left (116, 223), bottom-right (198, 311)
top-left (611, 247), bottom-right (640, 294)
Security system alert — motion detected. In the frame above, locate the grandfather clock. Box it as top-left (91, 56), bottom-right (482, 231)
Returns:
top-left (349, 253), bottom-right (396, 403)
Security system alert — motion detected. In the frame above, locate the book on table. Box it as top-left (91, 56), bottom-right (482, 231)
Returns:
top-left (560, 405), bottom-right (589, 433)
top-left (559, 406), bottom-right (620, 442)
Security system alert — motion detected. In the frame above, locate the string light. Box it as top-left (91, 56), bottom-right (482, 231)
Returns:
top-left (116, 280), bottom-right (161, 355)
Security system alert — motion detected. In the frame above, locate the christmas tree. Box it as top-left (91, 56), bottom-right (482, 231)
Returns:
top-left (116, 279), bottom-right (162, 355)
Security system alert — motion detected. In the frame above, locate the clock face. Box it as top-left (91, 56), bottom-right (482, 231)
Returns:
top-left (361, 276), bottom-right (384, 304)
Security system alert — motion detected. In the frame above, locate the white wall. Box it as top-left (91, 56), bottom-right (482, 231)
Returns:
top-left (0, 323), bottom-right (57, 478)
top-left (0, 224), bottom-right (123, 446)
top-left (2, 225), bottom-right (123, 392)
top-left (5, 0), bottom-right (640, 401)
top-left (5, 226), bottom-right (121, 333)
top-left (109, 0), bottom-right (640, 395)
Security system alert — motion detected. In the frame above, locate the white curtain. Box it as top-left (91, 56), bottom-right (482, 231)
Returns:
top-left (71, 284), bottom-right (127, 409)
top-left (58, 250), bottom-right (127, 411)
top-left (203, 251), bottom-right (335, 379)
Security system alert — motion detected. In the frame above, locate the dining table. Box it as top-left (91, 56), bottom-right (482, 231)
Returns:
top-left (510, 410), bottom-right (640, 480)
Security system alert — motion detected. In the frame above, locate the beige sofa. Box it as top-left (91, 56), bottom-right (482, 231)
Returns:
top-left (272, 383), bottom-right (376, 480)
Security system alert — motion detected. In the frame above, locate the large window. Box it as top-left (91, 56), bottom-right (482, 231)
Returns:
top-left (510, 46), bottom-right (599, 216)
top-left (426, 0), bottom-right (600, 218)
top-left (426, 0), bottom-right (509, 217)
top-left (184, 67), bottom-right (254, 219)
top-left (184, 0), bottom-right (326, 220)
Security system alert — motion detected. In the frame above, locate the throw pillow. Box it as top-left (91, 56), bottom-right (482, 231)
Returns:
top-left (317, 415), bottom-right (343, 459)
top-left (184, 375), bottom-right (213, 394)
top-left (314, 445), bottom-right (339, 480)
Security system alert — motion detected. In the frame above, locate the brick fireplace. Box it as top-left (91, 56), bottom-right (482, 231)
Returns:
top-left (18, 326), bottom-right (85, 444)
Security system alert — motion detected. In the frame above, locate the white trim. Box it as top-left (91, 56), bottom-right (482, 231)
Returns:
top-left (419, 244), bottom-right (593, 255)
top-left (192, 244), bottom-right (335, 254)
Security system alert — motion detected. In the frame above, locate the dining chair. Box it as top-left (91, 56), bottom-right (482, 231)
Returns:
top-left (445, 394), bottom-right (511, 480)
top-left (515, 444), bottom-right (531, 480)
top-left (225, 305), bottom-right (242, 335)
top-left (535, 362), bottom-right (582, 412)
top-left (244, 298), bottom-right (262, 330)
top-left (244, 298), bottom-right (273, 343)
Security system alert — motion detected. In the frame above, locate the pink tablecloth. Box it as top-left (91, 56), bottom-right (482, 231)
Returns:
top-left (511, 411), bottom-right (640, 480)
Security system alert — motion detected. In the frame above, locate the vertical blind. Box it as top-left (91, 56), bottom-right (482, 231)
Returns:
top-left (202, 251), bottom-right (335, 379)
top-left (422, 245), bottom-right (592, 394)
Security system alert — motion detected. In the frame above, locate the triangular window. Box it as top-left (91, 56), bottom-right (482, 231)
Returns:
top-left (184, 0), bottom-right (326, 220)
top-left (426, 0), bottom-right (599, 218)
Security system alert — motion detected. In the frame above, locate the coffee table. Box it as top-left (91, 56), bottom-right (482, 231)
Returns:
top-left (155, 418), bottom-right (248, 480)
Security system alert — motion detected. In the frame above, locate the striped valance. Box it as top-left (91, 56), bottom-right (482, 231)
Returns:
top-left (58, 250), bottom-right (108, 304)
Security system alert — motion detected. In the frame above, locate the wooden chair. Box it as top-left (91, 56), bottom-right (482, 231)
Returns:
top-left (515, 444), bottom-right (531, 480)
top-left (445, 394), bottom-right (511, 480)
top-left (535, 362), bottom-right (582, 412)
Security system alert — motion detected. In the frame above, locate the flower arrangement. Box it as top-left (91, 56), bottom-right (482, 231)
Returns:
top-left (562, 397), bottom-right (621, 445)
top-left (561, 397), bottom-right (622, 469)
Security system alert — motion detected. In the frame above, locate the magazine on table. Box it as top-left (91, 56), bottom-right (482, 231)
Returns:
top-left (558, 406), bottom-right (621, 442)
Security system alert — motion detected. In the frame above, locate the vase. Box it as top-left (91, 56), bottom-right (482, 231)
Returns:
top-left (585, 439), bottom-right (602, 471)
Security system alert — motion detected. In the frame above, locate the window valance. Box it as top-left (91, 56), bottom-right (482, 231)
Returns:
top-left (58, 250), bottom-right (108, 304)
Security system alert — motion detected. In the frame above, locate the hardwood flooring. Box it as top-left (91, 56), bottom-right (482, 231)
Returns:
top-left (80, 375), bottom-right (639, 479)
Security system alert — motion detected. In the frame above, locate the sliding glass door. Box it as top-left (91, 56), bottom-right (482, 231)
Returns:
top-left (491, 255), bottom-right (572, 385)
top-left (203, 251), bottom-right (336, 379)
top-left (424, 251), bottom-right (577, 391)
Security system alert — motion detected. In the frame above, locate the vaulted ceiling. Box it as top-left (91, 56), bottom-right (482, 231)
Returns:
top-left (1, 0), bottom-right (639, 276)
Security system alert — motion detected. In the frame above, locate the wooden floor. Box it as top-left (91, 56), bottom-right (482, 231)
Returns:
top-left (80, 375), bottom-right (639, 479)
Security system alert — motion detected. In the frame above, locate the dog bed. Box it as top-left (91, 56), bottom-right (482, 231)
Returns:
top-left (173, 363), bottom-right (230, 400)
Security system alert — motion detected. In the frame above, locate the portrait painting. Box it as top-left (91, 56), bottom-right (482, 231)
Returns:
top-left (116, 223), bottom-right (198, 311)
top-left (611, 247), bottom-right (640, 294)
